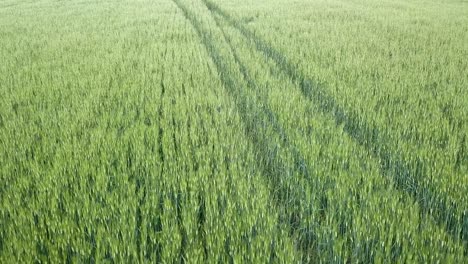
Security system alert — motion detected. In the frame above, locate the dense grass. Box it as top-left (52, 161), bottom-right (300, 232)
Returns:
top-left (1, 0), bottom-right (467, 262)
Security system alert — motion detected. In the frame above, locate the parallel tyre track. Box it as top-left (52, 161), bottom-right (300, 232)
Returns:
top-left (171, 0), bottom-right (323, 260)
top-left (201, 0), bottom-right (467, 252)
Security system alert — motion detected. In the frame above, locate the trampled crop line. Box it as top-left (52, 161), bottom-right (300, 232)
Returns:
top-left (172, 0), bottom-right (321, 260)
top-left (158, 77), bottom-right (166, 168)
top-left (134, 78), bottom-right (166, 261)
top-left (201, 0), bottom-right (467, 250)
top-left (213, 16), bottom-right (332, 260)
top-left (213, 14), bottom-right (311, 184)
top-left (170, 115), bottom-right (189, 263)
top-left (171, 0), bottom-right (306, 230)
top-left (148, 76), bottom-right (166, 263)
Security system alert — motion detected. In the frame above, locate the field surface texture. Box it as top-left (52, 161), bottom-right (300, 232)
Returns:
top-left (1, 0), bottom-right (467, 262)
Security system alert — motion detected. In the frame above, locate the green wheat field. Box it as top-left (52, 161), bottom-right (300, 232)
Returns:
top-left (1, 0), bottom-right (467, 262)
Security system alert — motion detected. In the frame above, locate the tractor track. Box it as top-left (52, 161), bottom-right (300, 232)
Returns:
top-left (201, 0), bottom-right (467, 251)
top-left (172, 0), bottom-right (325, 260)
